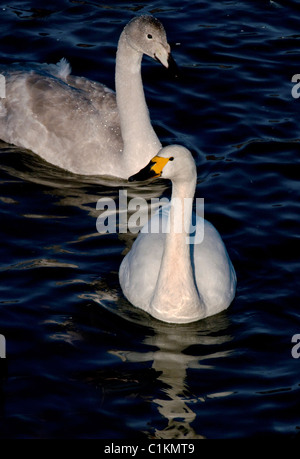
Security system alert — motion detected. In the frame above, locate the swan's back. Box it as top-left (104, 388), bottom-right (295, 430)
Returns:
top-left (0, 61), bottom-right (122, 175)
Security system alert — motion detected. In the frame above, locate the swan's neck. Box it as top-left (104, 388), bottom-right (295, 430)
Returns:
top-left (115, 32), bottom-right (161, 176)
top-left (150, 177), bottom-right (206, 323)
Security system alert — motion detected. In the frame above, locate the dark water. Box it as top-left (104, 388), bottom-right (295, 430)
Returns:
top-left (0, 0), bottom-right (299, 439)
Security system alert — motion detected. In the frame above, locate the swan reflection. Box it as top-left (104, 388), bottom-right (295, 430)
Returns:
top-left (99, 294), bottom-right (233, 439)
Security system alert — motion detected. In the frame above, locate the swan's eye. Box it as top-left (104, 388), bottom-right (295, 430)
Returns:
top-left (147, 34), bottom-right (153, 39)
top-left (169, 157), bottom-right (174, 161)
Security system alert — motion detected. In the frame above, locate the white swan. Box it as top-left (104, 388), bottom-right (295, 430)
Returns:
top-left (119, 145), bottom-right (236, 324)
top-left (0, 16), bottom-right (175, 178)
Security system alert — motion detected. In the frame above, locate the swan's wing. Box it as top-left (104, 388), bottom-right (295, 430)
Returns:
top-left (0, 63), bottom-right (122, 174)
top-left (119, 207), bottom-right (170, 311)
top-left (26, 71), bottom-right (120, 141)
top-left (192, 218), bottom-right (236, 313)
top-left (119, 230), bottom-right (165, 312)
top-left (66, 74), bottom-right (117, 112)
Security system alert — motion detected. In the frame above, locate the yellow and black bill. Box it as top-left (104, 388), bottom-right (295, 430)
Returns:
top-left (129, 155), bottom-right (172, 182)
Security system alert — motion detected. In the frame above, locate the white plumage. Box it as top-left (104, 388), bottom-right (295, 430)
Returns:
top-left (119, 145), bottom-right (236, 324)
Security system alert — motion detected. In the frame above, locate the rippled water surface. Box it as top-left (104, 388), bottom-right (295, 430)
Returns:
top-left (0, 0), bottom-right (300, 439)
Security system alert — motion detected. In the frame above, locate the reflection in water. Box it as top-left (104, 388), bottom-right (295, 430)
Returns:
top-left (144, 320), bottom-right (232, 439)
top-left (0, 143), bottom-right (168, 251)
top-left (94, 287), bottom-right (233, 439)
top-left (0, 144), bottom-right (167, 211)
top-left (143, 328), bottom-right (207, 439)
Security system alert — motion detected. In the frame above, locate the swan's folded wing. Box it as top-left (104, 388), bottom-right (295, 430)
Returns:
top-left (0, 69), bottom-right (122, 174)
top-left (26, 72), bottom-right (120, 139)
top-left (119, 230), bottom-right (165, 312)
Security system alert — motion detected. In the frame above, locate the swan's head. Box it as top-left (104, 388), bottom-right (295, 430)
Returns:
top-left (124, 15), bottom-right (176, 71)
top-left (129, 145), bottom-right (197, 184)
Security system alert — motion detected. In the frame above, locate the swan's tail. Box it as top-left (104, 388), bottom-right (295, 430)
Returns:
top-left (53, 58), bottom-right (72, 81)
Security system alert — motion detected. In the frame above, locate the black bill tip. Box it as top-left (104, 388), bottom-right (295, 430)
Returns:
top-left (167, 53), bottom-right (179, 78)
top-left (128, 161), bottom-right (155, 182)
